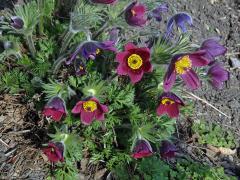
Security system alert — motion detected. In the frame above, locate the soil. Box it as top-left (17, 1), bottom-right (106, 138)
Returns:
top-left (1, 0), bottom-right (240, 179)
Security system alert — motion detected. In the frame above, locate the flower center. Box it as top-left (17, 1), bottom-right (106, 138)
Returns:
top-left (96, 48), bottom-right (100, 55)
top-left (127, 54), bottom-right (143, 70)
top-left (161, 98), bottom-right (175, 105)
top-left (79, 65), bottom-right (84, 70)
top-left (83, 100), bottom-right (97, 112)
top-left (131, 9), bottom-right (136, 16)
top-left (175, 55), bottom-right (192, 74)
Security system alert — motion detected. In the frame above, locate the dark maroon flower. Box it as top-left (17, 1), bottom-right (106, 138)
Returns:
top-left (156, 92), bottom-right (184, 118)
top-left (66, 40), bottom-right (116, 65)
top-left (160, 140), bottom-right (177, 159)
top-left (166, 12), bottom-right (193, 37)
top-left (132, 139), bottom-right (153, 159)
top-left (150, 3), bottom-right (168, 22)
top-left (200, 37), bottom-right (227, 61)
top-left (90, 0), bottom-right (117, 4)
top-left (163, 51), bottom-right (209, 91)
top-left (116, 42), bottom-right (153, 84)
top-left (72, 97), bottom-right (108, 125)
top-left (207, 62), bottom-right (229, 89)
top-left (42, 142), bottom-right (64, 163)
top-left (124, 2), bottom-right (147, 27)
top-left (74, 59), bottom-right (86, 76)
top-left (42, 97), bottom-right (67, 122)
top-left (10, 16), bottom-right (24, 29)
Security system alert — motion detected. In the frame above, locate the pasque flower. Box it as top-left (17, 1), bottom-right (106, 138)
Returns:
top-left (156, 92), bottom-right (184, 118)
top-left (42, 142), bottom-right (64, 163)
top-left (72, 97), bottom-right (108, 125)
top-left (42, 97), bottom-right (67, 122)
top-left (132, 139), bottom-right (153, 159)
top-left (10, 16), bottom-right (24, 29)
top-left (160, 140), bottom-right (177, 159)
top-left (163, 51), bottom-right (209, 91)
top-left (116, 43), bottom-right (153, 84)
top-left (124, 2), bottom-right (147, 27)
top-left (150, 3), bottom-right (168, 22)
top-left (90, 0), bottom-right (117, 4)
top-left (207, 62), bottom-right (229, 89)
top-left (66, 40), bottom-right (116, 65)
top-left (166, 12), bottom-right (193, 37)
top-left (200, 38), bottom-right (227, 61)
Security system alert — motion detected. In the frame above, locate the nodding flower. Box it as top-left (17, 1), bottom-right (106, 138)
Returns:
top-left (124, 1), bottom-right (147, 27)
top-left (10, 16), bottom-right (24, 29)
top-left (149, 3), bottom-right (168, 22)
top-left (42, 96), bottom-right (67, 122)
top-left (207, 62), bottom-right (229, 90)
top-left (132, 139), bottom-right (153, 159)
top-left (166, 12), bottom-right (193, 37)
top-left (66, 40), bottom-right (116, 65)
top-left (160, 140), bottom-right (177, 159)
top-left (200, 37), bottom-right (227, 61)
top-left (42, 142), bottom-right (64, 163)
top-left (156, 92), bottom-right (184, 118)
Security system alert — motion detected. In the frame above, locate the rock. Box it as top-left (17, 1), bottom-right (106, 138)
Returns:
top-left (229, 57), bottom-right (240, 68)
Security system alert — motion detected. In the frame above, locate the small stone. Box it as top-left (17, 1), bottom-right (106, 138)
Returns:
top-left (230, 57), bottom-right (240, 68)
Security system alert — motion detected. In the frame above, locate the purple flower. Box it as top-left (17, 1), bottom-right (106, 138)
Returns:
top-left (132, 139), bottom-right (153, 159)
top-left (160, 140), bottom-right (177, 159)
top-left (42, 97), bottom-right (67, 122)
top-left (163, 51), bottom-right (209, 91)
top-left (66, 41), bottom-right (116, 65)
top-left (124, 2), bottom-right (147, 27)
top-left (207, 62), bottom-right (229, 89)
top-left (116, 42), bottom-right (153, 84)
top-left (10, 16), bottom-right (24, 29)
top-left (166, 12), bottom-right (193, 36)
top-left (90, 0), bottom-right (117, 4)
top-left (150, 3), bottom-right (168, 22)
top-left (156, 92), bottom-right (184, 118)
top-left (72, 97), bottom-right (109, 125)
top-left (200, 37), bottom-right (227, 61)
top-left (42, 142), bottom-right (64, 163)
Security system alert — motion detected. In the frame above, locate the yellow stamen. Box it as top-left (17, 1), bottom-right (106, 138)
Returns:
top-left (175, 55), bottom-right (192, 74)
top-left (83, 100), bottom-right (97, 112)
top-left (131, 9), bottom-right (136, 16)
top-left (96, 48), bottom-right (100, 55)
top-left (79, 66), bottom-right (84, 70)
top-left (127, 54), bottom-right (143, 70)
top-left (161, 98), bottom-right (175, 105)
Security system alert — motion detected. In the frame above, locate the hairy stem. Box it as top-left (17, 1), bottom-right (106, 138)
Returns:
top-left (60, 30), bottom-right (75, 54)
top-left (38, 0), bottom-right (44, 35)
top-left (26, 35), bottom-right (36, 57)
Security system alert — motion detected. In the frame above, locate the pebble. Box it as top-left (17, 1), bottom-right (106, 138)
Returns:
top-left (230, 57), bottom-right (240, 68)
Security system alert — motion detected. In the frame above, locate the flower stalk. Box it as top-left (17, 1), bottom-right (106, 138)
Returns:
top-left (26, 34), bottom-right (36, 57)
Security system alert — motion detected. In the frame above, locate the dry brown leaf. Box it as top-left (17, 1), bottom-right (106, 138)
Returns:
top-left (207, 144), bottom-right (236, 155)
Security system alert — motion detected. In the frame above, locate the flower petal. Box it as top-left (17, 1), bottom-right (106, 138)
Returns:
top-left (156, 104), bottom-right (167, 116)
top-left (163, 65), bottom-right (177, 92)
top-left (72, 102), bottom-right (83, 114)
top-left (128, 70), bottom-right (144, 84)
top-left (166, 103), bottom-right (179, 118)
top-left (125, 43), bottom-right (137, 51)
top-left (189, 50), bottom-right (210, 67)
top-left (117, 64), bottom-right (128, 75)
top-left (180, 69), bottom-right (200, 90)
top-left (80, 111), bottom-right (95, 125)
